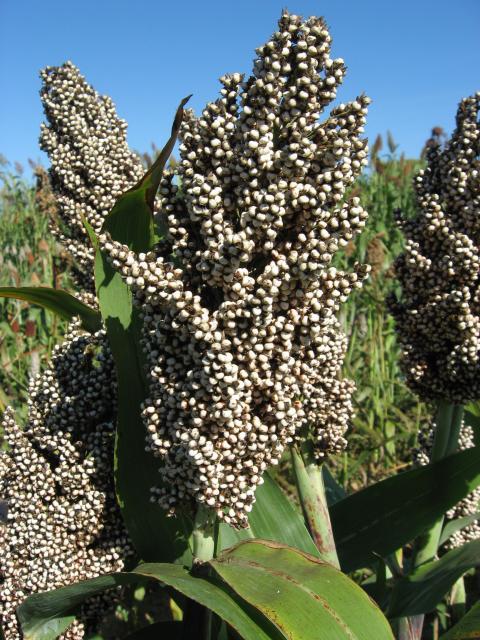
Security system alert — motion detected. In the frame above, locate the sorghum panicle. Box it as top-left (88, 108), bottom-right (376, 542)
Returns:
top-left (39, 61), bottom-right (146, 291)
top-left (101, 11), bottom-right (371, 527)
top-left (390, 92), bottom-right (480, 403)
top-left (0, 322), bottom-right (133, 639)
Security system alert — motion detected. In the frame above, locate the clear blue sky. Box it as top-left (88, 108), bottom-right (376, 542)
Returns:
top-left (1, 0), bottom-right (479, 174)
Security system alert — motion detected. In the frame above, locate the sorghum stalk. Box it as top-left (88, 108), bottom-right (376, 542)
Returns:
top-left (451, 576), bottom-right (467, 623)
top-left (393, 616), bottom-right (425, 640)
top-left (291, 441), bottom-right (339, 567)
top-left (191, 505), bottom-right (216, 640)
top-left (192, 504), bottom-right (216, 563)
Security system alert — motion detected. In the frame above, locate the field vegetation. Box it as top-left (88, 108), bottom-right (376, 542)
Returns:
top-left (1, 15), bottom-right (479, 639)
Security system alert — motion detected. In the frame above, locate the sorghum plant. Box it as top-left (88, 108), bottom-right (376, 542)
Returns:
top-left (415, 419), bottom-right (480, 549)
top-left (389, 93), bottom-right (480, 638)
top-left (2, 12), bottom-right (480, 640)
top-left (390, 93), bottom-right (480, 404)
top-left (100, 9), bottom-right (371, 531)
top-left (39, 61), bottom-right (146, 294)
top-left (0, 323), bottom-right (132, 640)
top-left (0, 64), bottom-right (145, 638)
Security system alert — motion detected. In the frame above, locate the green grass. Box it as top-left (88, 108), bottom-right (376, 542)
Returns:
top-left (0, 160), bottom-right (69, 421)
top-left (332, 151), bottom-right (430, 490)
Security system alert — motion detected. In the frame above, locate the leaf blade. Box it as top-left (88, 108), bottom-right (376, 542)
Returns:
top-left (389, 539), bottom-right (480, 617)
top-left (440, 601), bottom-right (480, 639)
top-left (331, 446), bottom-right (480, 572)
top-left (0, 286), bottom-right (101, 333)
top-left (211, 540), bottom-right (394, 640)
top-left (217, 473), bottom-right (319, 557)
top-left (17, 564), bottom-right (280, 640)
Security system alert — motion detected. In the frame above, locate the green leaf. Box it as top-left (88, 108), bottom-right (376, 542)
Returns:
top-left (17, 573), bottom-right (129, 640)
top-left (389, 539), bottom-right (480, 617)
top-left (217, 473), bottom-right (320, 557)
top-left (93, 97), bottom-right (193, 563)
top-left (322, 464), bottom-right (347, 507)
top-left (331, 446), bottom-right (480, 572)
top-left (211, 540), bottom-right (394, 640)
top-left (17, 564), bottom-right (279, 640)
top-left (0, 286), bottom-right (101, 333)
top-left (440, 601), bottom-right (480, 639)
top-left (102, 94), bottom-right (191, 249)
top-left (439, 512), bottom-right (480, 547)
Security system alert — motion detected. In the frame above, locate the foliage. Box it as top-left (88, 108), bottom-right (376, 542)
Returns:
top-left (0, 160), bottom-right (69, 421)
top-left (335, 146), bottom-right (430, 490)
top-left (1, 143), bottom-right (480, 639)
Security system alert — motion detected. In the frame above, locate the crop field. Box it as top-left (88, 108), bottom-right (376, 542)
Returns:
top-left (0, 144), bottom-right (453, 639)
top-left (1, 9), bottom-right (479, 640)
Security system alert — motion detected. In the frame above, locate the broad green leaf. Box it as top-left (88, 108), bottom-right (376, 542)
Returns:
top-left (0, 286), bottom-right (101, 333)
top-left (17, 563), bottom-right (278, 640)
top-left (212, 540), bottom-right (394, 640)
top-left (93, 98), bottom-right (193, 563)
top-left (389, 539), bottom-right (480, 617)
top-left (94, 226), bottom-right (192, 564)
top-left (331, 446), bottom-right (480, 572)
top-left (17, 573), bottom-right (131, 640)
top-left (217, 473), bottom-right (319, 557)
top-left (440, 601), bottom-right (480, 639)
top-left (439, 512), bottom-right (480, 546)
top-left (322, 464), bottom-right (347, 506)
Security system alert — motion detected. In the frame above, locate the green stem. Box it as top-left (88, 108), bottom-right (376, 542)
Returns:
top-left (190, 504), bottom-right (216, 640)
top-left (192, 503), bottom-right (216, 563)
top-left (415, 401), bottom-right (464, 567)
top-left (291, 441), bottom-right (340, 568)
top-left (450, 576), bottom-right (466, 624)
top-left (395, 401), bottom-right (464, 640)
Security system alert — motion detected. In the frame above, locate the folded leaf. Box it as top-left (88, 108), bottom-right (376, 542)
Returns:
top-left (0, 286), bottom-right (101, 333)
top-left (388, 539), bottom-right (480, 617)
top-left (331, 446), bottom-right (480, 572)
top-left (17, 564), bottom-right (278, 640)
top-left (211, 539), bottom-right (394, 640)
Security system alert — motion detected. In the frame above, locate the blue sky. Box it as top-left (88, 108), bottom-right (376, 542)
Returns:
top-left (1, 0), bottom-right (479, 175)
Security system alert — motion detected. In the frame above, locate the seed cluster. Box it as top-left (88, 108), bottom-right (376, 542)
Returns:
top-left (101, 12), bottom-right (370, 527)
top-left (390, 92), bottom-right (480, 403)
top-left (414, 420), bottom-right (480, 550)
top-left (0, 321), bottom-right (133, 639)
top-left (39, 61), bottom-right (146, 290)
